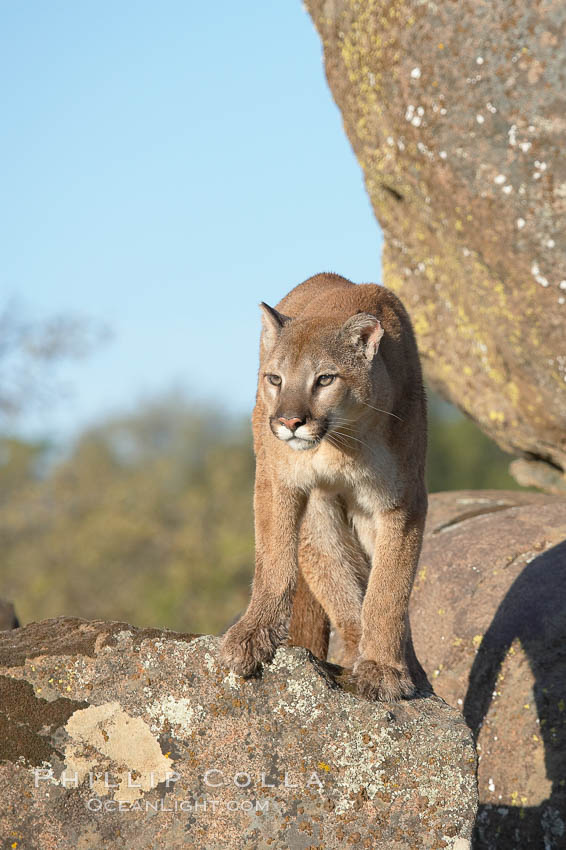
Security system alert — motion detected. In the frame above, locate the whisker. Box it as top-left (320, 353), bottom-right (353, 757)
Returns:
top-left (333, 426), bottom-right (363, 439)
top-left (328, 420), bottom-right (363, 435)
top-left (329, 419), bottom-right (362, 430)
top-left (359, 401), bottom-right (404, 422)
top-left (325, 431), bottom-right (349, 450)
top-left (327, 428), bottom-right (372, 452)
top-left (334, 432), bottom-right (372, 450)
top-left (324, 433), bottom-right (344, 452)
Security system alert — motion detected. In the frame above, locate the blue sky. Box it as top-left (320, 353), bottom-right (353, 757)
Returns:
top-left (1, 1), bottom-right (383, 439)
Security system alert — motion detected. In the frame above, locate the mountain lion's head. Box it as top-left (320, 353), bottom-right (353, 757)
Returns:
top-left (259, 302), bottom-right (390, 452)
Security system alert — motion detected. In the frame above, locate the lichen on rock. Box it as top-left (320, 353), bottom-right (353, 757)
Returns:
top-left (305, 0), bottom-right (566, 490)
top-left (0, 617), bottom-right (477, 848)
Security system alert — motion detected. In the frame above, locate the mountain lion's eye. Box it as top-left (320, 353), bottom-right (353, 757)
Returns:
top-left (317, 374), bottom-right (336, 387)
top-left (266, 374), bottom-right (282, 386)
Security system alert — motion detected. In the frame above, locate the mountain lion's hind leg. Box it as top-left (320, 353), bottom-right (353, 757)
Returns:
top-left (298, 491), bottom-right (370, 668)
top-left (287, 568), bottom-right (331, 661)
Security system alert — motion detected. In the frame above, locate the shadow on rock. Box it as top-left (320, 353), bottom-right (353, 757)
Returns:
top-left (464, 541), bottom-right (566, 849)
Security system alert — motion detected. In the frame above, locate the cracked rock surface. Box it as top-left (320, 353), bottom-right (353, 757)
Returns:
top-left (0, 617), bottom-right (476, 849)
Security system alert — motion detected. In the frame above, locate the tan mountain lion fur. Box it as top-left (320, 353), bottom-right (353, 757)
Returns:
top-left (220, 273), bottom-right (429, 700)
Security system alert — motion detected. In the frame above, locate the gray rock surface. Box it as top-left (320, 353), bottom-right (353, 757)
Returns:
top-left (0, 617), bottom-right (477, 849)
top-left (305, 0), bottom-right (566, 490)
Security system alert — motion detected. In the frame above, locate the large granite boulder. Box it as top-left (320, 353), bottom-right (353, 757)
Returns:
top-left (0, 618), bottom-right (476, 849)
top-left (411, 490), bottom-right (566, 848)
top-left (305, 0), bottom-right (566, 491)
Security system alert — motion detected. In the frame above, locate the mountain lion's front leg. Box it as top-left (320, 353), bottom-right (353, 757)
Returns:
top-left (220, 470), bottom-right (306, 677)
top-left (353, 501), bottom-right (426, 701)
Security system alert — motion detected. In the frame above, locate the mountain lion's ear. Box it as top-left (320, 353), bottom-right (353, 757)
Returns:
top-left (259, 302), bottom-right (291, 350)
top-left (340, 312), bottom-right (384, 361)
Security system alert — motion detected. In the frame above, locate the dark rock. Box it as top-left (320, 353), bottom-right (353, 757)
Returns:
top-left (0, 600), bottom-right (19, 630)
top-left (410, 490), bottom-right (566, 848)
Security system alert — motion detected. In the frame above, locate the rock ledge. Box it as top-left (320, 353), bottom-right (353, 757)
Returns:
top-left (0, 617), bottom-right (477, 849)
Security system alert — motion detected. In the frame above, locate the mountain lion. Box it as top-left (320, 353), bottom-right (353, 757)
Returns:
top-left (220, 273), bottom-right (429, 700)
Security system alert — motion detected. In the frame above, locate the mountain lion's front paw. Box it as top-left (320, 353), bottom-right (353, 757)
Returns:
top-left (220, 621), bottom-right (287, 678)
top-left (352, 659), bottom-right (416, 701)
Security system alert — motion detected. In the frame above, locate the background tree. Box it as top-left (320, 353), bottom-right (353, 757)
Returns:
top-left (0, 301), bottom-right (107, 421)
top-left (0, 391), bottom-right (520, 634)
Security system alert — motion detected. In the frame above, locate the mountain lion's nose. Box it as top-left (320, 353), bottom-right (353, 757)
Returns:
top-left (278, 416), bottom-right (304, 432)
